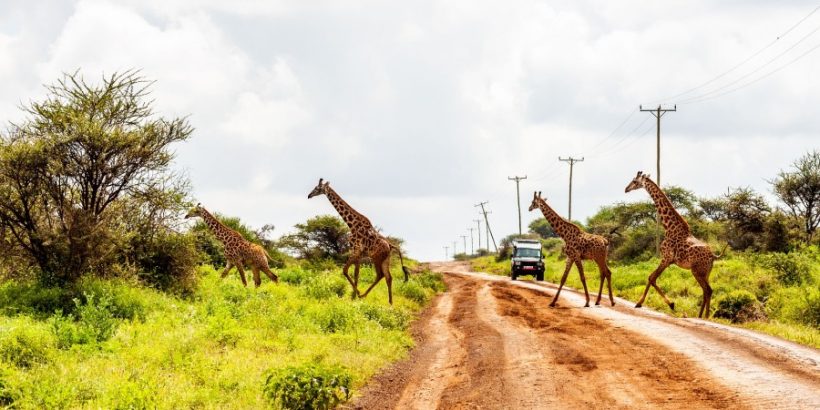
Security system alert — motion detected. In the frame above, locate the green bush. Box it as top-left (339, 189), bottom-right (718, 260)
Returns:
top-left (414, 272), bottom-right (446, 293)
top-left (73, 293), bottom-right (119, 343)
top-left (76, 278), bottom-right (148, 321)
top-left (358, 303), bottom-right (409, 330)
top-left (308, 302), bottom-right (358, 333)
top-left (263, 363), bottom-right (352, 410)
top-left (714, 290), bottom-right (764, 323)
top-left (396, 281), bottom-right (427, 304)
top-left (0, 364), bottom-right (14, 406)
top-left (302, 275), bottom-right (347, 300)
top-left (0, 281), bottom-right (73, 317)
top-left (755, 252), bottom-right (812, 286)
top-left (799, 288), bottom-right (820, 328)
top-left (278, 266), bottom-right (313, 285)
top-left (0, 318), bottom-right (55, 367)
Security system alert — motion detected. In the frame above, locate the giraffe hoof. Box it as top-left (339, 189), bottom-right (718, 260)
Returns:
top-left (669, 302), bottom-right (676, 311)
top-left (595, 302), bottom-right (601, 306)
top-left (635, 303), bottom-right (642, 308)
top-left (549, 302), bottom-right (557, 308)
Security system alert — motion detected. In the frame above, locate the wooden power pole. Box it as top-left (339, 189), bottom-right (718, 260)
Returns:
top-left (508, 175), bottom-right (527, 235)
top-left (640, 104), bottom-right (676, 253)
top-left (558, 157), bottom-right (584, 221)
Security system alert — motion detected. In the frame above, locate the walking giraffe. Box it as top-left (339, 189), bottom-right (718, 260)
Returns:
top-left (625, 171), bottom-right (719, 318)
top-left (308, 178), bottom-right (410, 304)
top-left (529, 191), bottom-right (615, 307)
top-left (185, 203), bottom-right (278, 287)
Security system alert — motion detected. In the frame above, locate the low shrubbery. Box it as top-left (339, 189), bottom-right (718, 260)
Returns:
top-left (263, 363), bottom-right (352, 410)
top-left (0, 263), bottom-right (444, 408)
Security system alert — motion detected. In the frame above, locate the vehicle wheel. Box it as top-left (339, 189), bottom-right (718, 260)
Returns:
top-left (536, 272), bottom-right (544, 281)
top-left (511, 273), bottom-right (517, 281)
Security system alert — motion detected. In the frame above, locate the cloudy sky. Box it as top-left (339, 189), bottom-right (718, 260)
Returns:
top-left (1, 0), bottom-right (819, 261)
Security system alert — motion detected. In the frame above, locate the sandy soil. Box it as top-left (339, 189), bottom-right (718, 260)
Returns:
top-left (349, 262), bottom-right (820, 410)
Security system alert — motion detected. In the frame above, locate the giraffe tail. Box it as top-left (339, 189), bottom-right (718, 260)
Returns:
top-left (713, 243), bottom-right (729, 259)
top-left (390, 243), bottom-right (411, 282)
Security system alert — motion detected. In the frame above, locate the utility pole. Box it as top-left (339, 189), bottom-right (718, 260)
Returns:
top-left (453, 241), bottom-right (458, 257)
top-left (640, 104), bottom-right (676, 253)
top-left (467, 227), bottom-right (475, 255)
top-left (444, 246), bottom-right (449, 260)
top-left (639, 104), bottom-right (676, 188)
top-left (473, 219), bottom-right (482, 251)
top-left (460, 235), bottom-right (467, 255)
top-left (508, 175), bottom-right (527, 235)
top-left (474, 202), bottom-right (498, 252)
top-left (558, 157), bottom-right (584, 221)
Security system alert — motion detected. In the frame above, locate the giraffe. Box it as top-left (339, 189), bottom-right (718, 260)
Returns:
top-left (185, 203), bottom-right (279, 287)
top-left (625, 171), bottom-right (718, 318)
top-left (308, 178), bottom-right (410, 305)
top-left (528, 191), bottom-right (615, 307)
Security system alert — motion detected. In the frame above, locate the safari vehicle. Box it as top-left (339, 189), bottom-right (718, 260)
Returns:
top-left (510, 239), bottom-right (545, 281)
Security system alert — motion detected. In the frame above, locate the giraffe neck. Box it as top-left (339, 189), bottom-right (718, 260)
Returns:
top-left (642, 178), bottom-right (690, 236)
top-left (537, 200), bottom-right (580, 239)
top-left (199, 208), bottom-right (240, 244)
top-left (325, 186), bottom-right (371, 229)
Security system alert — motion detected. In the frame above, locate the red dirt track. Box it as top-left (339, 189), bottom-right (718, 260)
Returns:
top-left (350, 262), bottom-right (820, 410)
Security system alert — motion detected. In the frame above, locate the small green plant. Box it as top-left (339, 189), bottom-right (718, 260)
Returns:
top-left (73, 293), bottom-right (119, 343)
top-left (0, 318), bottom-right (55, 367)
top-left (0, 364), bottom-right (16, 406)
top-left (395, 281), bottom-right (427, 304)
top-left (308, 302), bottom-right (358, 333)
top-left (756, 252), bottom-right (812, 286)
top-left (358, 303), bottom-right (409, 330)
top-left (302, 275), bottom-right (347, 300)
top-left (263, 363), bottom-right (352, 410)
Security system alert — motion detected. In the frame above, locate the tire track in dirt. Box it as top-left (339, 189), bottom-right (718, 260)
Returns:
top-left (352, 264), bottom-right (758, 409)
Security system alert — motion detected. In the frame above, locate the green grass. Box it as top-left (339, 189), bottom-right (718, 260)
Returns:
top-left (0, 264), bottom-right (444, 409)
top-left (470, 252), bottom-right (820, 349)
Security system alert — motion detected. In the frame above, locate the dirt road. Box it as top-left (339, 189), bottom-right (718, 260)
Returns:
top-left (351, 262), bottom-right (820, 410)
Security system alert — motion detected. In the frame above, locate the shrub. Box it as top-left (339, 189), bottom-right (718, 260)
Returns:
top-left (757, 252), bottom-right (812, 286)
top-left (73, 293), bottom-right (119, 343)
top-left (0, 281), bottom-right (73, 317)
top-left (714, 290), bottom-right (765, 323)
top-left (76, 278), bottom-right (148, 321)
top-left (395, 281), bottom-right (427, 304)
top-left (278, 267), bottom-right (313, 285)
top-left (0, 318), bottom-right (55, 367)
top-left (130, 231), bottom-right (199, 295)
top-left (0, 365), bottom-right (14, 406)
top-left (263, 363), bottom-right (352, 410)
top-left (798, 288), bottom-right (820, 328)
top-left (358, 303), bottom-right (409, 330)
top-left (302, 275), bottom-right (347, 300)
top-left (414, 272), bottom-right (446, 293)
top-left (308, 302), bottom-right (358, 333)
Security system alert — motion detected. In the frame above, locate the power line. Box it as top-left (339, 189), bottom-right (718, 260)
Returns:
top-left (558, 157), bottom-right (584, 221)
top-left (658, 4), bottom-right (820, 104)
top-left (507, 175), bottom-right (527, 235)
top-left (460, 235), bottom-right (467, 255)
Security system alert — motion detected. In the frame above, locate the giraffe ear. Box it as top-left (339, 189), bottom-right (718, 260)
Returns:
top-left (637, 171), bottom-right (643, 177)
top-left (196, 202), bottom-right (201, 207)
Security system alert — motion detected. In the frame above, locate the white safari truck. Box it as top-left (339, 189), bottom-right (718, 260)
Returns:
top-left (510, 239), bottom-right (545, 281)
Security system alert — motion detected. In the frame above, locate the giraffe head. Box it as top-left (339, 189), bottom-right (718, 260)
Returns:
top-left (185, 203), bottom-right (204, 219)
top-left (528, 191), bottom-right (544, 212)
top-left (625, 171), bottom-right (649, 193)
top-left (308, 178), bottom-right (330, 199)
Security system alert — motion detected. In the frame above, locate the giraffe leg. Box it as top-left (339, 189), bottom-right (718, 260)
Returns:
top-left (594, 259), bottom-right (606, 306)
top-left (341, 255), bottom-right (360, 296)
top-left (261, 265), bottom-right (279, 283)
top-left (382, 257), bottom-right (394, 305)
top-left (353, 261), bottom-right (361, 291)
top-left (251, 266), bottom-right (261, 287)
top-left (235, 264), bottom-right (248, 287)
top-left (549, 259), bottom-right (574, 307)
top-left (606, 267), bottom-right (615, 306)
top-left (575, 260), bottom-right (590, 307)
top-left (636, 260), bottom-right (672, 309)
top-left (220, 261), bottom-right (234, 278)
top-left (358, 265), bottom-right (385, 300)
top-left (693, 269), bottom-right (713, 318)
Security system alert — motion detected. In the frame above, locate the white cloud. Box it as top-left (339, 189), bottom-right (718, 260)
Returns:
top-left (2, 0), bottom-right (820, 260)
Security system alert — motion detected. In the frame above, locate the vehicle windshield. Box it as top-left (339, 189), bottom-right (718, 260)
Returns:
top-left (514, 247), bottom-right (541, 258)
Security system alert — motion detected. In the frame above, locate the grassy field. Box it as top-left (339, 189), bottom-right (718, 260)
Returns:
top-left (0, 264), bottom-right (444, 409)
top-left (471, 251), bottom-right (820, 349)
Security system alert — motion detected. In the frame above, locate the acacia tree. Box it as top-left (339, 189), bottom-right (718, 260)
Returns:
top-left (772, 150), bottom-right (820, 243)
top-left (0, 71), bottom-right (193, 284)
